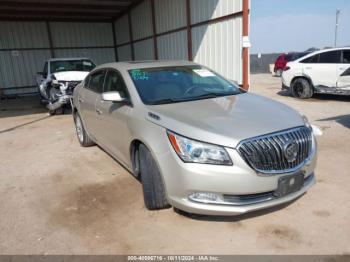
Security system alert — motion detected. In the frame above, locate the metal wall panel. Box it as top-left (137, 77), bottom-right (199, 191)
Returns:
top-left (0, 21), bottom-right (49, 49)
top-left (190, 0), bottom-right (242, 24)
top-left (117, 45), bottom-right (132, 61)
top-left (115, 15), bottom-right (130, 45)
top-left (54, 48), bottom-right (115, 65)
top-left (192, 17), bottom-right (242, 83)
top-left (50, 22), bottom-right (113, 47)
top-left (0, 50), bottom-right (51, 94)
top-left (131, 0), bottom-right (153, 40)
top-left (134, 39), bottom-right (154, 60)
top-left (157, 30), bottom-right (188, 60)
top-left (154, 0), bottom-right (186, 33)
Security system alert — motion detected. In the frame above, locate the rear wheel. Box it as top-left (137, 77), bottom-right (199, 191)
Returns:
top-left (276, 69), bottom-right (283, 77)
top-left (74, 113), bottom-right (95, 147)
top-left (139, 144), bottom-right (170, 210)
top-left (291, 78), bottom-right (313, 99)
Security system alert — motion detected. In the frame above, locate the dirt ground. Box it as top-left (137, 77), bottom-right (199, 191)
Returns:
top-left (0, 74), bottom-right (349, 255)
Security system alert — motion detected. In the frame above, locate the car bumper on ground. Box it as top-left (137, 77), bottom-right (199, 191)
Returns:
top-left (156, 144), bottom-right (317, 216)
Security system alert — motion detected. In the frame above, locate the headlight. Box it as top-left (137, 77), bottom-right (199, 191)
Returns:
top-left (167, 131), bottom-right (232, 165)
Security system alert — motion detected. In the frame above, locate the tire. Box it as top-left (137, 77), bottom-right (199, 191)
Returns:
top-left (291, 78), bottom-right (313, 99)
top-left (48, 107), bottom-right (63, 116)
top-left (276, 69), bottom-right (283, 77)
top-left (139, 144), bottom-right (170, 210)
top-left (74, 112), bottom-right (95, 147)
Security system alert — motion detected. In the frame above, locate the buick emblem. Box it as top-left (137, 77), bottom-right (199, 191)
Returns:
top-left (283, 140), bottom-right (298, 162)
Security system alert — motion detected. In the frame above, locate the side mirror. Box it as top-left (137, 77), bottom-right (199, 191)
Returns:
top-left (102, 91), bottom-right (126, 102)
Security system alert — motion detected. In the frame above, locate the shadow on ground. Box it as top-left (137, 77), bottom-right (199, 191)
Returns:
top-left (277, 90), bottom-right (350, 102)
top-left (0, 96), bottom-right (46, 118)
top-left (317, 114), bottom-right (350, 129)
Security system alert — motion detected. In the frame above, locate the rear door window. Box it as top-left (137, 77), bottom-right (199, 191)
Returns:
top-left (301, 54), bottom-right (319, 63)
top-left (318, 50), bottom-right (341, 64)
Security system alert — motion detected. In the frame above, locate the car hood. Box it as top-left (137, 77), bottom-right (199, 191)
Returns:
top-left (146, 93), bottom-right (304, 148)
top-left (52, 71), bottom-right (89, 81)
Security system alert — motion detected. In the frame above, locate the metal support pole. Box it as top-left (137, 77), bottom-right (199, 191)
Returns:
top-left (242, 0), bottom-right (249, 91)
top-left (334, 9), bottom-right (340, 47)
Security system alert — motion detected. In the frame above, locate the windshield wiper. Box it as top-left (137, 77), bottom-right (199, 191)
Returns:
top-left (180, 92), bottom-right (236, 101)
top-left (147, 98), bottom-right (180, 105)
top-left (148, 92), bottom-right (237, 105)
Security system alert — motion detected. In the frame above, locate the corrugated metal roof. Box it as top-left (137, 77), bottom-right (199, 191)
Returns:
top-left (0, 0), bottom-right (141, 22)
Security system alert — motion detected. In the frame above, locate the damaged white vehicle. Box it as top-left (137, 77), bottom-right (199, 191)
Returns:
top-left (36, 58), bottom-right (96, 115)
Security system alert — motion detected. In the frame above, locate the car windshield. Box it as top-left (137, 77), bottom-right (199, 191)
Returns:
top-left (50, 59), bottom-right (95, 73)
top-left (128, 66), bottom-right (242, 105)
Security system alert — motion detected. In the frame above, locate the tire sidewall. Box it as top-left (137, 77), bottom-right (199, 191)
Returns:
top-left (139, 144), bottom-right (169, 209)
top-left (292, 78), bottom-right (313, 99)
top-left (74, 113), bottom-right (85, 145)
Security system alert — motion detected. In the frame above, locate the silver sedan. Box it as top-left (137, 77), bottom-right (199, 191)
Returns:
top-left (72, 61), bottom-right (317, 216)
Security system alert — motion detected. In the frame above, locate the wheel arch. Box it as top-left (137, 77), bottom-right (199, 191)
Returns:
top-left (130, 139), bottom-right (143, 178)
top-left (291, 75), bottom-right (314, 89)
top-left (129, 138), bottom-right (169, 200)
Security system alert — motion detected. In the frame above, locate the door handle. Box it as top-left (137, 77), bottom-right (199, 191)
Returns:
top-left (96, 109), bottom-right (103, 115)
top-left (78, 98), bottom-right (84, 103)
top-left (305, 67), bottom-right (312, 70)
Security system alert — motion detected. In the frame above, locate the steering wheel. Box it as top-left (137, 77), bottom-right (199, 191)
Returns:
top-left (184, 85), bottom-right (202, 95)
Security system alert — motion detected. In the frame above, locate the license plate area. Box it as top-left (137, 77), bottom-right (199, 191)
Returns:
top-left (274, 174), bottom-right (304, 198)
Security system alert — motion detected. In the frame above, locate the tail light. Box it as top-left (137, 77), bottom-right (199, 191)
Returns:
top-left (283, 66), bottom-right (290, 71)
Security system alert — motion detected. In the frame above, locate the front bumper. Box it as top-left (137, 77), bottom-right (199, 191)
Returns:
top-left (155, 141), bottom-right (317, 216)
top-left (47, 94), bottom-right (72, 111)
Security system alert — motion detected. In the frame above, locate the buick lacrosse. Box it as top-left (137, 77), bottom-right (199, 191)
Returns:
top-left (72, 61), bottom-right (317, 216)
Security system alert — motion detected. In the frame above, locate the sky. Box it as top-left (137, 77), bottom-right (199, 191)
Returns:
top-left (250, 0), bottom-right (350, 54)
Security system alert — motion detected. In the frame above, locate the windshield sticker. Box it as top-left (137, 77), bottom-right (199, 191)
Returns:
top-left (83, 61), bottom-right (92, 66)
top-left (193, 69), bottom-right (216, 77)
top-left (131, 69), bottom-right (150, 81)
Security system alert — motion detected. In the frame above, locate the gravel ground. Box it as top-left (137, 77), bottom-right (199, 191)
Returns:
top-left (0, 74), bottom-right (349, 255)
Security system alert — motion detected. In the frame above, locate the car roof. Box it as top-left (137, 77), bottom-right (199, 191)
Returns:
top-left (48, 57), bottom-right (92, 62)
top-left (94, 60), bottom-right (199, 71)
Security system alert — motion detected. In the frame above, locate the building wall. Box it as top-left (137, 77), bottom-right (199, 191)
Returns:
top-left (0, 0), bottom-right (246, 95)
top-left (114, 0), bottom-right (244, 84)
top-left (0, 21), bottom-right (115, 95)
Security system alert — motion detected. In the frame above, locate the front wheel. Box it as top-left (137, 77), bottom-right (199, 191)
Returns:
top-left (74, 113), bottom-right (95, 147)
top-left (291, 78), bottom-right (313, 99)
top-left (139, 144), bottom-right (170, 210)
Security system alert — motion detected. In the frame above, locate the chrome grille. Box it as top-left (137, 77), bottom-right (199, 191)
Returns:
top-left (237, 126), bottom-right (313, 173)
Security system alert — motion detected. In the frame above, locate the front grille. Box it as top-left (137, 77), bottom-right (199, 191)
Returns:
top-left (58, 81), bottom-right (81, 95)
top-left (237, 126), bottom-right (313, 174)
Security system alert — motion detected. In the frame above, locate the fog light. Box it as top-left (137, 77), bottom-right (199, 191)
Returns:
top-left (188, 192), bottom-right (223, 204)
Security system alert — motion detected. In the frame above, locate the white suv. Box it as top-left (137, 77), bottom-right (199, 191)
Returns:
top-left (282, 47), bottom-right (350, 99)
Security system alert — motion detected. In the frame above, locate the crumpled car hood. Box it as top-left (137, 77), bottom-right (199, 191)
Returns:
top-left (146, 93), bottom-right (304, 148)
top-left (52, 71), bottom-right (89, 81)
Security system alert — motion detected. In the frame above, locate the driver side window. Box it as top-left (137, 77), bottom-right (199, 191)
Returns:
top-left (103, 70), bottom-right (128, 98)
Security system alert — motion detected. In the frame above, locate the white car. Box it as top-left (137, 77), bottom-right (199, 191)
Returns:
top-left (282, 47), bottom-right (350, 98)
top-left (36, 57), bottom-right (95, 114)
